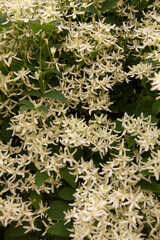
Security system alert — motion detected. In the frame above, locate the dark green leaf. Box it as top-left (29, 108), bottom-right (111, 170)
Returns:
top-left (109, 105), bottom-right (119, 113)
top-left (151, 116), bottom-right (159, 124)
top-left (113, 120), bottom-right (124, 132)
top-left (152, 100), bottom-right (160, 114)
top-left (73, 147), bottom-right (83, 161)
top-left (86, 4), bottom-right (97, 13)
top-left (78, 60), bottom-right (85, 70)
top-left (47, 221), bottom-right (72, 237)
top-left (130, 0), bottom-right (139, 4)
top-left (42, 20), bottom-right (61, 30)
top-left (92, 152), bottom-right (102, 168)
top-left (49, 76), bottom-right (60, 87)
top-left (0, 12), bottom-right (7, 25)
top-left (137, 178), bottom-right (160, 193)
top-left (141, 157), bottom-right (148, 163)
top-left (112, 81), bottom-right (135, 99)
top-left (61, 51), bottom-right (75, 65)
top-left (60, 168), bottom-right (76, 188)
top-left (22, 90), bottom-right (42, 97)
top-left (128, 136), bottom-right (136, 148)
top-left (25, 237), bottom-right (37, 240)
top-left (18, 100), bottom-right (34, 108)
top-left (136, 96), bottom-right (154, 117)
top-left (58, 187), bottom-right (75, 201)
top-left (1, 118), bottom-right (12, 143)
top-left (47, 200), bottom-right (72, 220)
top-left (5, 224), bottom-right (25, 238)
top-left (54, 237), bottom-right (69, 240)
top-left (105, 15), bottom-right (122, 26)
top-left (28, 20), bottom-right (41, 34)
top-left (117, 98), bottom-right (137, 114)
top-left (30, 191), bottom-right (42, 209)
top-left (101, 0), bottom-right (119, 12)
top-left (36, 105), bottom-right (49, 114)
top-left (5, 234), bottom-right (37, 240)
top-left (109, 146), bottom-right (119, 156)
top-left (35, 170), bottom-right (49, 187)
top-left (44, 90), bottom-right (67, 103)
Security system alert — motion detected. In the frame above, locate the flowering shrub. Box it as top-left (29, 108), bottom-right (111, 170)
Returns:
top-left (0, 0), bottom-right (160, 239)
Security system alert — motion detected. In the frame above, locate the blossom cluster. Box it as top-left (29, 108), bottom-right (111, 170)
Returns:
top-left (0, 0), bottom-right (160, 239)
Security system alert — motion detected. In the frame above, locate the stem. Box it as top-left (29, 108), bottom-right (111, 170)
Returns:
top-left (39, 37), bottom-right (45, 92)
top-left (144, 82), bottom-right (150, 96)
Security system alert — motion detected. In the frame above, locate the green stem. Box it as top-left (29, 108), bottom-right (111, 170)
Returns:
top-left (39, 38), bottom-right (45, 92)
top-left (144, 82), bottom-right (150, 96)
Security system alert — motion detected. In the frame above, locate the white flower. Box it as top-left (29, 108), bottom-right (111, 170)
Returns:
top-left (128, 62), bottom-right (153, 79)
top-left (122, 187), bottom-right (144, 212)
top-left (50, 47), bottom-right (56, 57)
top-left (12, 68), bottom-right (30, 81)
top-left (150, 71), bottom-right (160, 91)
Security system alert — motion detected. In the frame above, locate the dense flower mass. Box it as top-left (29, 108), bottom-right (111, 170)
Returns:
top-left (0, 0), bottom-right (160, 239)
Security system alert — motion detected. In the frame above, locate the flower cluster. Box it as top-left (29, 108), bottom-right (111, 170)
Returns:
top-left (0, 0), bottom-right (160, 239)
top-left (65, 113), bottom-right (160, 239)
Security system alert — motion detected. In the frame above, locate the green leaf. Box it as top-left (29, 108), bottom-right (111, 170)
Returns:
top-left (57, 187), bottom-right (75, 201)
top-left (151, 116), bottom-right (159, 124)
top-left (61, 51), bottom-right (75, 65)
top-left (143, 58), bottom-right (157, 67)
top-left (73, 146), bottom-right (83, 161)
top-left (128, 136), bottom-right (136, 148)
top-left (140, 170), bottom-right (153, 176)
top-left (47, 221), bottom-right (72, 237)
top-left (47, 200), bottom-right (72, 220)
top-left (44, 90), bottom-right (67, 103)
top-left (109, 146), bottom-right (119, 156)
top-left (60, 168), bottom-right (77, 188)
top-left (42, 68), bottom-right (62, 78)
top-left (0, 12), bottom-right (7, 25)
top-left (141, 157), bottom-right (148, 163)
top-left (117, 98), bottom-right (137, 114)
top-left (28, 20), bottom-right (41, 34)
top-left (19, 100), bottom-right (34, 112)
top-left (22, 90), bottom-right (43, 97)
top-left (54, 237), bottom-right (69, 240)
top-left (18, 100), bottom-right (34, 108)
top-left (86, 4), bottom-right (97, 13)
top-left (152, 100), bottom-right (160, 114)
top-left (105, 15), bottom-right (122, 26)
top-left (77, 60), bottom-right (85, 70)
top-left (5, 234), bottom-right (37, 240)
top-left (19, 105), bottom-right (33, 112)
top-left (35, 170), bottom-right (49, 187)
top-left (136, 96), bottom-right (154, 117)
top-left (36, 105), bottom-right (49, 114)
top-left (130, 0), bottom-right (139, 4)
top-left (42, 20), bottom-right (61, 30)
top-left (112, 81), bottom-right (135, 98)
top-left (109, 105), bottom-right (119, 113)
top-left (137, 178), bottom-right (160, 193)
top-left (30, 191), bottom-right (42, 209)
top-left (5, 223), bottom-right (25, 238)
top-left (24, 237), bottom-right (37, 240)
top-left (1, 118), bottom-right (12, 143)
top-left (101, 0), bottom-right (119, 12)
top-left (113, 120), bottom-right (124, 132)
